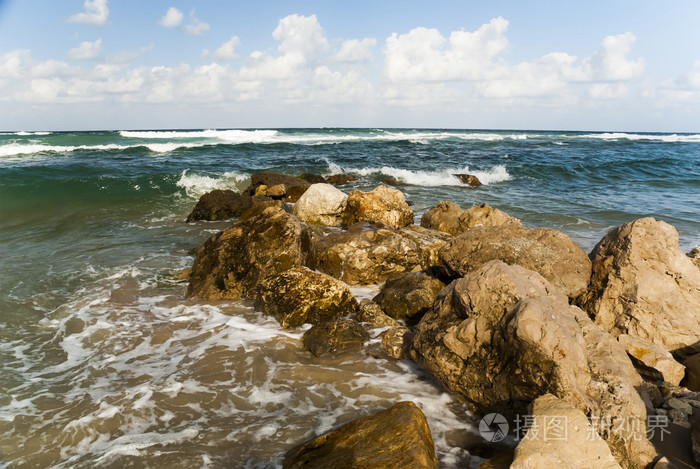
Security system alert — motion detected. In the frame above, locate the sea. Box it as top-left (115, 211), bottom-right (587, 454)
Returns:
top-left (1, 128), bottom-right (699, 468)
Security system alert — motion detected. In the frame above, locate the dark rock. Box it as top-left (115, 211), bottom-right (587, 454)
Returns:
top-left (683, 353), bottom-right (700, 392)
top-left (453, 174), bottom-right (482, 186)
top-left (185, 189), bottom-right (253, 222)
top-left (382, 176), bottom-right (404, 187)
top-left (245, 171), bottom-right (310, 196)
top-left (373, 271), bottom-right (445, 322)
top-left (303, 319), bottom-right (369, 356)
top-left (356, 299), bottom-right (400, 327)
top-left (325, 174), bottom-right (358, 185)
top-left (284, 185), bottom-right (309, 203)
top-left (380, 327), bottom-right (413, 359)
top-left (297, 173), bottom-right (327, 184)
top-left (282, 401), bottom-right (436, 469)
top-left (256, 267), bottom-right (358, 328)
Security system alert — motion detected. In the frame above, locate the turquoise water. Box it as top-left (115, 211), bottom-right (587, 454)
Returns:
top-left (1, 128), bottom-right (699, 467)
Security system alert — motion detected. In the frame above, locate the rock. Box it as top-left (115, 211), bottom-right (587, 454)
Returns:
top-left (668, 409), bottom-right (690, 427)
top-left (618, 335), bottom-right (686, 385)
top-left (298, 173), bottom-right (327, 184)
top-left (664, 398), bottom-right (693, 415)
top-left (245, 171), bottom-right (310, 197)
top-left (255, 267), bottom-right (358, 328)
top-left (577, 218), bottom-right (700, 352)
top-left (342, 185), bottom-right (414, 229)
top-left (185, 189), bottom-right (254, 222)
top-left (382, 176), bottom-right (404, 187)
top-left (692, 416), bottom-right (700, 464)
top-left (476, 451), bottom-right (515, 469)
top-left (438, 224), bottom-right (592, 299)
top-left (173, 267), bottom-right (192, 282)
top-left (688, 247), bottom-right (700, 269)
top-left (410, 260), bottom-right (655, 468)
top-left (325, 173), bottom-right (358, 185)
top-left (356, 299), bottom-right (400, 327)
top-left (396, 225), bottom-right (451, 269)
top-left (651, 457), bottom-right (674, 469)
top-left (510, 394), bottom-right (622, 469)
top-left (683, 353), bottom-right (700, 391)
top-left (292, 183), bottom-right (348, 227)
top-left (373, 271), bottom-right (445, 322)
top-left (453, 174), bottom-right (482, 186)
top-left (303, 319), bottom-right (369, 356)
top-left (420, 202), bottom-right (520, 236)
top-left (380, 327), bottom-right (413, 359)
top-left (187, 202), bottom-right (307, 300)
top-left (282, 401), bottom-right (436, 469)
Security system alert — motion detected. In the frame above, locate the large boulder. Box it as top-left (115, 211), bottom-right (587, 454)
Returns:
top-left (511, 394), bottom-right (621, 469)
top-left (292, 183), bottom-right (348, 227)
top-left (397, 225), bottom-right (451, 268)
top-left (185, 189), bottom-right (255, 222)
top-left (420, 202), bottom-right (520, 236)
top-left (325, 173), bottom-right (358, 185)
top-left (342, 185), bottom-right (414, 229)
top-left (373, 271), bottom-right (446, 322)
top-left (255, 267), bottom-right (358, 328)
top-left (245, 171), bottom-right (309, 195)
top-left (577, 217), bottom-right (700, 352)
top-left (438, 224), bottom-right (591, 299)
top-left (282, 401), bottom-right (436, 469)
top-left (411, 260), bottom-right (656, 468)
top-left (303, 319), bottom-right (369, 356)
top-left (186, 202), bottom-right (307, 300)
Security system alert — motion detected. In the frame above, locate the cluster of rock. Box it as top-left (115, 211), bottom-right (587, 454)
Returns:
top-left (184, 171), bottom-right (700, 468)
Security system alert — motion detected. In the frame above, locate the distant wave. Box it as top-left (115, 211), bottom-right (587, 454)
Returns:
top-left (120, 129), bottom-right (279, 142)
top-left (0, 131), bottom-right (52, 136)
top-left (586, 132), bottom-right (700, 143)
top-left (0, 142), bottom-right (208, 158)
top-left (336, 164), bottom-right (512, 186)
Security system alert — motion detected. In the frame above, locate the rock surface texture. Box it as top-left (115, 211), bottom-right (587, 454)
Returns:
top-left (292, 183), bottom-right (348, 227)
top-left (373, 271), bottom-right (445, 321)
top-left (303, 319), bottom-right (369, 356)
top-left (255, 267), bottom-right (358, 328)
top-left (420, 201), bottom-right (520, 236)
top-left (577, 217), bottom-right (700, 352)
top-left (282, 401), bottom-right (436, 469)
top-left (185, 189), bottom-right (254, 222)
top-left (438, 224), bottom-right (592, 298)
top-left (618, 334), bottom-right (686, 386)
top-left (342, 185), bottom-right (414, 229)
top-left (411, 260), bottom-right (656, 468)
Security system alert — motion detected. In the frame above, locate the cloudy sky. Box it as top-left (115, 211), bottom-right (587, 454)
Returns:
top-left (1, 0), bottom-right (699, 131)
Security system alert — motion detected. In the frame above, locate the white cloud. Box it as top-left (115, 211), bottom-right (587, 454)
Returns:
top-left (184, 10), bottom-right (210, 35)
top-left (273, 14), bottom-right (328, 60)
top-left (69, 39), bottom-right (103, 60)
top-left (160, 7), bottom-right (183, 28)
top-left (590, 32), bottom-right (644, 81)
top-left (333, 38), bottom-right (377, 62)
top-left (214, 37), bottom-right (241, 60)
top-left (68, 0), bottom-right (109, 26)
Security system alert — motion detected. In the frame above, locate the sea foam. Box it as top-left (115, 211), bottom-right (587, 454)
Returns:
top-left (347, 164), bottom-right (512, 186)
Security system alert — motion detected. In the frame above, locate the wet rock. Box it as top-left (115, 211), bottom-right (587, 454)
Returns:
top-left (453, 173), bottom-right (482, 186)
top-left (577, 217), bottom-right (700, 352)
top-left (373, 271), bottom-right (445, 322)
top-left (254, 183), bottom-right (287, 199)
top-left (256, 267), bottom-right (358, 328)
top-left (282, 401), bottom-right (436, 469)
top-left (185, 189), bottom-right (253, 222)
top-left (297, 173), bottom-right (327, 184)
top-left (410, 260), bottom-right (655, 468)
top-left (683, 353), bottom-right (700, 391)
top-left (303, 319), bottom-right (369, 356)
top-left (187, 202), bottom-right (307, 300)
top-left (618, 334), bottom-right (685, 386)
top-left (245, 171), bottom-right (310, 197)
top-left (380, 327), bottom-right (413, 359)
top-left (173, 267), bottom-right (192, 282)
top-left (342, 185), bottom-right (414, 229)
top-left (510, 394), bottom-right (621, 469)
top-left (292, 183), bottom-right (348, 227)
top-left (438, 224), bottom-right (591, 299)
top-left (382, 176), bottom-right (404, 187)
top-left (325, 173), bottom-right (358, 185)
top-left (356, 299), bottom-right (400, 327)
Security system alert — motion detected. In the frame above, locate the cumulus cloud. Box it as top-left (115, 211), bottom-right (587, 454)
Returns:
top-left (69, 39), bottom-right (103, 60)
top-left (590, 32), bottom-right (645, 81)
top-left (160, 7), bottom-right (209, 35)
top-left (214, 37), bottom-right (241, 60)
top-left (333, 38), bottom-right (377, 62)
top-left (68, 0), bottom-right (109, 26)
top-left (160, 7), bottom-right (184, 28)
top-left (184, 11), bottom-right (210, 35)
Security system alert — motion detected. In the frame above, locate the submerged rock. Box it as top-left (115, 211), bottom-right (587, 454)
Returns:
top-left (342, 185), bottom-right (414, 229)
top-left (303, 319), bottom-right (369, 356)
top-left (282, 401), bottom-right (436, 469)
top-left (618, 334), bottom-right (685, 386)
top-left (438, 224), bottom-right (591, 299)
top-left (373, 271), bottom-right (445, 322)
top-left (325, 173), bottom-right (358, 185)
top-left (186, 202), bottom-right (307, 300)
top-left (577, 217), bottom-right (700, 352)
top-left (382, 176), bottom-right (404, 187)
top-left (255, 267), bottom-right (358, 328)
top-left (292, 183), bottom-right (348, 227)
top-left (453, 173), bottom-right (482, 186)
top-left (185, 189), bottom-right (254, 222)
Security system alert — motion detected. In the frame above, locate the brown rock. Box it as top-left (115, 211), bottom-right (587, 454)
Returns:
top-left (282, 401), bottom-right (436, 469)
top-left (255, 267), bottom-right (359, 328)
top-left (396, 225), bottom-right (452, 269)
top-left (382, 176), bottom-right (404, 187)
top-left (438, 224), bottom-right (591, 299)
top-left (325, 173), bottom-right (358, 185)
top-left (298, 173), bottom-right (327, 184)
top-left (618, 334), bottom-right (686, 386)
top-left (245, 171), bottom-right (310, 196)
top-left (356, 299), bottom-right (400, 327)
top-left (381, 327), bottom-right (413, 359)
top-left (373, 271), bottom-right (445, 321)
top-left (185, 189), bottom-right (253, 222)
top-left (342, 185), bottom-right (414, 229)
top-left (303, 319), bottom-right (369, 356)
top-left (459, 203), bottom-right (521, 230)
top-left (453, 174), bottom-right (482, 186)
top-left (577, 217), bottom-right (700, 352)
top-left (420, 201), bottom-right (520, 236)
top-left (186, 202), bottom-right (307, 300)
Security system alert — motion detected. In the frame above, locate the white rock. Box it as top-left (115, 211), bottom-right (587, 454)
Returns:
top-left (618, 334), bottom-right (686, 386)
top-left (292, 183), bottom-right (348, 226)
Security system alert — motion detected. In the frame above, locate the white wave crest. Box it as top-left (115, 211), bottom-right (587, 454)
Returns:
top-left (586, 132), bottom-right (700, 142)
top-left (349, 165), bottom-right (511, 186)
top-left (120, 129), bottom-right (279, 143)
top-left (0, 142), bottom-right (208, 158)
top-left (176, 169), bottom-right (249, 198)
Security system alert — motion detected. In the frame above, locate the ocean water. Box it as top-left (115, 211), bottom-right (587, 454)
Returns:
top-left (1, 128), bottom-right (699, 468)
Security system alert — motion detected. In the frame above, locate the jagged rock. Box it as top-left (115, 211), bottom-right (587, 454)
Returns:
top-left (292, 183), bottom-right (348, 227)
top-left (185, 189), bottom-right (254, 222)
top-left (373, 271), bottom-right (445, 321)
top-left (187, 202), bottom-right (307, 300)
top-left (453, 174), bottom-right (482, 186)
top-left (325, 174), bottom-right (358, 185)
top-left (438, 224), bottom-right (591, 299)
top-left (282, 401), bottom-right (436, 469)
top-left (245, 171), bottom-right (310, 196)
top-left (255, 267), bottom-right (358, 328)
top-left (298, 173), bottom-right (327, 184)
top-left (381, 327), bottom-right (413, 359)
top-left (411, 260), bottom-right (655, 468)
top-left (577, 218), bottom-right (700, 352)
top-left (683, 353), bottom-right (700, 391)
top-left (618, 335), bottom-right (686, 385)
top-left (356, 299), bottom-right (400, 327)
top-left (397, 225), bottom-right (451, 268)
top-left (303, 319), bottom-right (369, 356)
top-left (342, 185), bottom-right (414, 229)
top-left (510, 394), bottom-right (621, 469)
top-left (421, 201), bottom-right (519, 236)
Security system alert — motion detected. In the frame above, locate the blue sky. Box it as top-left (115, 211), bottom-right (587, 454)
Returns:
top-left (1, 0), bottom-right (699, 131)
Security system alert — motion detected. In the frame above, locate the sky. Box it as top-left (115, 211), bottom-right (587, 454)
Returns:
top-left (0, 0), bottom-right (699, 131)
